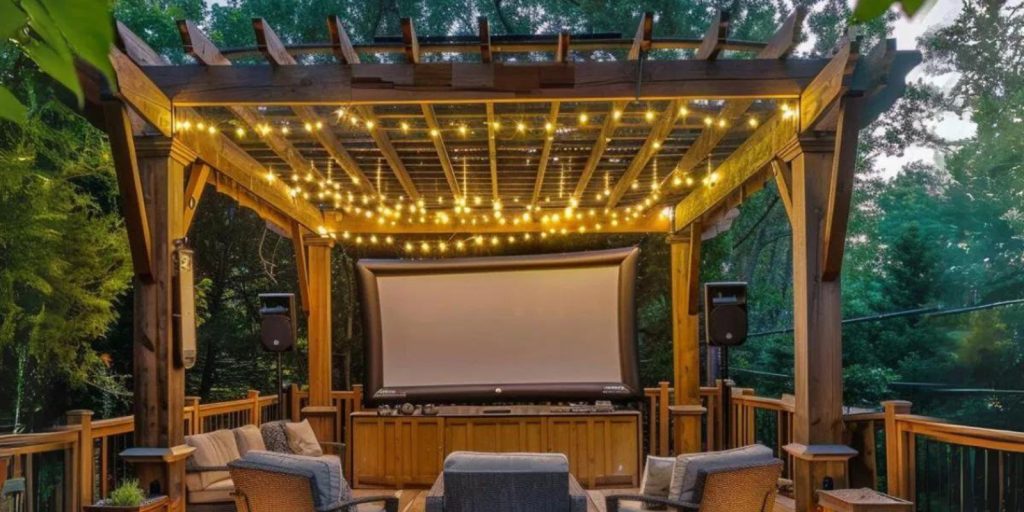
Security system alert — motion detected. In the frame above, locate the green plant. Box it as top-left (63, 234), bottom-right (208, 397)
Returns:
top-left (106, 479), bottom-right (145, 507)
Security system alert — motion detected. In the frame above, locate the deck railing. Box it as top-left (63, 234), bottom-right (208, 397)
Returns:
top-left (5, 386), bottom-right (1024, 511)
top-left (0, 390), bottom-right (281, 512)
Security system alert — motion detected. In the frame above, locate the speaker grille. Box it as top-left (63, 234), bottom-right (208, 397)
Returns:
top-left (708, 304), bottom-right (747, 347)
top-left (261, 315), bottom-right (294, 352)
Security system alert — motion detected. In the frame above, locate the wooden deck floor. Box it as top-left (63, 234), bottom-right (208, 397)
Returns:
top-left (351, 489), bottom-right (796, 512)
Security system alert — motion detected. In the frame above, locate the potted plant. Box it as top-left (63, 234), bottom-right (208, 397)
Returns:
top-left (83, 479), bottom-right (168, 512)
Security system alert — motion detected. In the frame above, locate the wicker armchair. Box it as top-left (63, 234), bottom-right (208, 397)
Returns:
top-left (228, 454), bottom-right (397, 512)
top-left (605, 459), bottom-right (783, 512)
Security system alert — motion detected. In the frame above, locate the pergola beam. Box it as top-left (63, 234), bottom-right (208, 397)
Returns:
top-left (485, 103), bottom-right (498, 199)
top-left (556, 31), bottom-right (571, 63)
top-left (530, 102), bottom-right (561, 206)
top-left (478, 17), bottom-right (492, 63)
top-left (422, 105), bottom-right (462, 198)
top-left (669, 8), bottom-right (805, 182)
top-left (108, 30), bottom-right (325, 231)
top-left (142, 58), bottom-right (826, 106)
top-left (606, 9), bottom-right (731, 209)
top-left (326, 16), bottom-right (421, 201)
top-left (401, 17), bottom-right (420, 64)
top-left (103, 100), bottom-right (153, 281)
top-left (326, 210), bottom-right (670, 234)
top-left (673, 34), bottom-right (859, 231)
top-left (182, 161), bottom-right (212, 233)
top-left (253, 18), bottom-right (374, 192)
top-left (177, 20), bottom-right (319, 186)
top-left (571, 12), bottom-right (652, 204)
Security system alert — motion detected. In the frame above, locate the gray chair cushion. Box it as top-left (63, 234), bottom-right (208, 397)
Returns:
top-left (441, 452), bottom-right (575, 512)
top-left (639, 455), bottom-right (675, 510)
top-left (230, 451), bottom-right (352, 509)
top-left (259, 420), bottom-right (291, 453)
top-left (668, 444), bottom-right (774, 503)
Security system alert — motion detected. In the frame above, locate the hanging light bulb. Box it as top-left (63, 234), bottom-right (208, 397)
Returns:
top-left (578, 112), bottom-right (589, 125)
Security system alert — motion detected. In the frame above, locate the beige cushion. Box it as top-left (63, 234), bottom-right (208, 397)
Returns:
top-left (187, 478), bottom-right (234, 504)
top-left (185, 429), bottom-right (241, 490)
top-left (285, 419), bottom-right (323, 457)
top-left (668, 444), bottom-right (774, 503)
top-left (233, 424), bottom-right (266, 456)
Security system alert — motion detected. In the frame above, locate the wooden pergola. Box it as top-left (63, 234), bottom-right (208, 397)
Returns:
top-left (74, 9), bottom-right (919, 512)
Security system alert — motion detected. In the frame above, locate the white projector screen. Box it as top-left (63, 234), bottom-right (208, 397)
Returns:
top-left (357, 247), bottom-right (640, 403)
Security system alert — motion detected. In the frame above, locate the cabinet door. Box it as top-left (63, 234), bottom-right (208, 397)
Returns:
top-left (446, 417), bottom-right (545, 454)
top-left (352, 417), bottom-right (444, 488)
top-left (545, 416), bottom-right (639, 488)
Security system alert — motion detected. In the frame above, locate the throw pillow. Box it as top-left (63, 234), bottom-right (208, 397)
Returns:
top-left (285, 419), bottom-right (324, 457)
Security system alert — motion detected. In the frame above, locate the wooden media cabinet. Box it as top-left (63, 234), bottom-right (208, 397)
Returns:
top-left (350, 407), bottom-right (641, 489)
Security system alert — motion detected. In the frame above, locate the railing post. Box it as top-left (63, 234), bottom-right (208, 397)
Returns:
top-left (657, 381), bottom-right (670, 456)
top-left (185, 396), bottom-right (201, 434)
top-left (248, 390), bottom-right (260, 425)
top-left (290, 384), bottom-right (302, 422)
top-left (883, 400), bottom-right (913, 500)
top-left (352, 384), bottom-right (364, 412)
top-left (0, 454), bottom-right (9, 498)
top-left (67, 409), bottom-right (94, 510)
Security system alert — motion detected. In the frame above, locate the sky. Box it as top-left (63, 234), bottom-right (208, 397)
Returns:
top-left (877, 0), bottom-right (975, 177)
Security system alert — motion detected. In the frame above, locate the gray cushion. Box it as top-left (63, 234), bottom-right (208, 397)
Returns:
top-left (230, 451), bottom-right (351, 509)
top-left (441, 452), bottom-right (573, 512)
top-left (259, 420), bottom-right (290, 453)
top-left (668, 444), bottom-right (774, 503)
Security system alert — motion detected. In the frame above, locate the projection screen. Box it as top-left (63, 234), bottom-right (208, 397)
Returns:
top-left (357, 247), bottom-right (640, 404)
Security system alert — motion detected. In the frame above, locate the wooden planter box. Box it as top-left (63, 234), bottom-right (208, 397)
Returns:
top-left (83, 495), bottom-right (169, 512)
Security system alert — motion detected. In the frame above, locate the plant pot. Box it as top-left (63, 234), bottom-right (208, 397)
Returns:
top-left (83, 495), bottom-right (168, 512)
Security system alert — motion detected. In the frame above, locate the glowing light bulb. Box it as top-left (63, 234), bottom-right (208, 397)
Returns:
top-left (645, 110), bottom-right (655, 122)
top-left (578, 112), bottom-right (589, 125)
top-left (235, 127), bottom-right (246, 138)
top-left (678, 106), bottom-right (689, 117)
top-left (430, 129), bottom-right (440, 137)
top-left (400, 122), bottom-right (410, 133)
top-left (516, 121), bottom-right (526, 133)
top-left (612, 109), bottom-right (622, 121)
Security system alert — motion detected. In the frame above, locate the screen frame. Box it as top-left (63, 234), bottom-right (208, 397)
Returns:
top-left (357, 247), bottom-right (641, 405)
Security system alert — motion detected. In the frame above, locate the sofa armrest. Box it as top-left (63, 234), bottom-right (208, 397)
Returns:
top-left (321, 495), bottom-right (398, 512)
top-left (604, 494), bottom-right (700, 512)
top-left (186, 464), bottom-right (230, 473)
top-left (568, 475), bottom-right (588, 512)
top-left (425, 474), bottom-right (445, 512)
top-left (319, 441), bottom-right (345, 456)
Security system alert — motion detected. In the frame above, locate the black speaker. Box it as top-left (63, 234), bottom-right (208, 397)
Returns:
top-left (259, 293), bottom-right (297, 352)
top-left (704, 282), bottom-right (748, 347)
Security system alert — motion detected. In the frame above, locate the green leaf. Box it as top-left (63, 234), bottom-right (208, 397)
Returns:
top-left (0, 0), bottom-right (28, 39)
top-left (852, 0), bottom-right (896, 23)
top-left (22, 36), bottom-right (82, 103)
top-left (46, 0), bottom-right (116, 87)
top-left (0, 86), bottom-right (27, 124)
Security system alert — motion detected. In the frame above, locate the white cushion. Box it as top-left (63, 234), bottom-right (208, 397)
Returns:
top-left (668, 444), bottom-right (774, 503)
top-left (285, 419), bottom-right (324, 457)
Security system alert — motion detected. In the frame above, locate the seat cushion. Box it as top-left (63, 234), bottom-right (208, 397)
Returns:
top-left (231, 451), bottom-right (352, 509)
top-left (443, 451), bottom-right (569, 473)
top-left (668, 444), bottom-right (774, 503)
top-left (185, 429), bottom-right (241, 490)
top-left (639, 455), bottom-right (675, 509)
top-left (233, 424), bottom-right (266, 456)
top-left (187, 478), bottom-right (234, 504)
top-left (260, 420), bottom-right (290, 453)
top-left (285, 419), bottom-right (324, 457)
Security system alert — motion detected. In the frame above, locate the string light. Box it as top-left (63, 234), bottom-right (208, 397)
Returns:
top-left (578, 112), bottom-right (589, 125)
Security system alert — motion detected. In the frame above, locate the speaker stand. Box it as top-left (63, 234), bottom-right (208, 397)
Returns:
top-left (719, 346), bottom-right (733, 448)
top-left (277, 352), bottom-right (285, 420)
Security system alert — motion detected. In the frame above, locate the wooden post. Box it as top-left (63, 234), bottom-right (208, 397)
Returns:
top-left (289, 384), bottom-right (302, 422)
top-left (780, 137), bottom-right (856, 512)
top-left (302, 238), bottom-right (336, 443)
top-left (248, 390), bottom-right (261, 425)
top-left (657, 381), bottom-right (670, 455)
top-left (882, 401), bottom-right (912, 499)
top-left (67, 410), bottom-right (94, 508)
top-left (669, 224), bottom-right (703, 454)
top-left (119, 137), bottom-right (196, 511)
top-left (184, 396), bottom-right (201, 435)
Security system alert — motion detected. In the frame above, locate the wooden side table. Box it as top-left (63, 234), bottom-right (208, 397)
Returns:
top-left (816, 488), bottom-right (912, 512)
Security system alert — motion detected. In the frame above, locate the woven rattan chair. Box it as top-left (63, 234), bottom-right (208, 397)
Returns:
top-left (229, 463), bottom-right (397, 512)
top-left (605, 459), bottom-right (783, 512)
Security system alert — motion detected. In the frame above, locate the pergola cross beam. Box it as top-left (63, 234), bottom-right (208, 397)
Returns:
top-left (252, 18), bottom-right (375, 193)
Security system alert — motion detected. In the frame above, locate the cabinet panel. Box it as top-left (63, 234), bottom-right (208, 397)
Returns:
top-left (446, 417), bottom-right (545, 454)
top-left (352, 417), bottom-right (444, 488)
